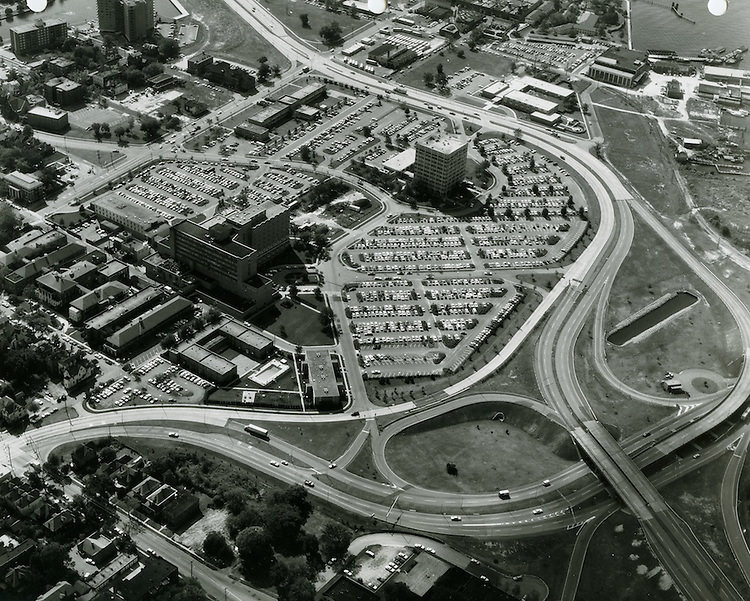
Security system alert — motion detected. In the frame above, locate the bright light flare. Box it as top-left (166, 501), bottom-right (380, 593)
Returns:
top-left (707, 0), bottom-right (727, 16)
top-left (27, 0), bottom-right (48, 12)
top-left (368, 0), bottom-right (386, 15)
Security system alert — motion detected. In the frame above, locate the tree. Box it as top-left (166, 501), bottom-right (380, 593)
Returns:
top-left (513, 128), bottom-right (523, 142)
top-left (541, 207), bottom-right (549, 219)
top-left (263, 503), bottom-right (307, 554)
top-left (205, 306), bottom-right (222, 324)
top-left (0, 204), bottom-right (20, 246)
top-left (423, 72), bottom-right (434, 87)
top-left (319, 522), bottom-right (352, 559)
top-left (173, 578), bottom-right (211, 601)
top-left (140, 116), bottom-right (161, 140)
top-left (299, 145), bottom-right (312, 162)
top-left (203, 531), bottom-right (234, 566)
top-left (382, 581), bottom-right (416, 601)
top-left (143, 62), bottom-right (164, 78)
top-left (159, 38), bottom-right (181, 59)
top-left (235, 528), bottom-right (274, 578)
top-left (319, 22), bottom-right (343, 47)
top-left (227, 503), bottom-right (265, 538)
top-left (161, 333), bottom-right (177, 349)
top-left (288, 283), bottom-right (299, 299)
top-left (446, 462), bottom-right (458, 476)
top-left (257, 61), bottom-right (272, 84)
top-left (300, 13), bottom-right (310, 28)
top-left (114, 125), bottom-right (126, 139)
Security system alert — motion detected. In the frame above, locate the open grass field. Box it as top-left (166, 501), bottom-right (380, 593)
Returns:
top-left (251, 299), bottom-right (334, 346)
top-left (385, 402), bottom-right (578, 493)
top-left (396, 45), bottom-right (515, 92)
top-left (602, 213), bottom-right (742, 396)
top-left (181, 0), bottom-right (290, 70)
top-left (262, 419), bottom-right (363, 461)
top-left (594, 104), bottom-right (685, 217)
top-left (577, 511), bottom-right (684, 601)
top-left (575, 313), bottom-right (679, 438)
top-left (445, 530), bottom-right (576, 601)
top-left (262, 0), bottom-right (369, 48)
top-left (345, 439), bottom-right (390, 484)
top-left (662, 454), bottom-right (750, 599)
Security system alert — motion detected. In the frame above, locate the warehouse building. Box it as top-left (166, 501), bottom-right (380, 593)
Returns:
top-left (587, 47), bottom-right (650, 88)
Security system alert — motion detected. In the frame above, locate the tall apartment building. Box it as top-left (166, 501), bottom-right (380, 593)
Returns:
top-left (97, 0), bottom-right (154, 41)
top-left (10, 19), bottom-right (67, 56)
top-left (414, 136), bottom-right (468, 197)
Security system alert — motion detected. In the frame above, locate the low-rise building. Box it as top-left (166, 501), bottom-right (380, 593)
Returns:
top-left (587, 47), bottom-right (650, 88)
top-left (4, 171), bottom-right (44, 204)
top-left (303, 350), bottom-right (343, 409)
top-left (91, 195), bottom-right (166, 239)
top-left (235, 121), bottom-right (270, 141)
top-left (500, 89), bottom-right (559, 114)
top-left (170, 343), bottom-right (237, 385)
top-left (43, 77), bottom-right (84, 107)
top-left (26, 106), bottom-right (69, 133)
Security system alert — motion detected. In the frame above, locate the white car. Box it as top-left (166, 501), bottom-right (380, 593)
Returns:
top-left (532, 508), bottom-right (543, 515)
top-left (270, 460), bottom-right (280, 467)
top-left (168, 432), bottom-right (179, 438)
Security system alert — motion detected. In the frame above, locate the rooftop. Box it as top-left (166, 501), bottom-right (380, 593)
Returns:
top-left (92, 195), bottom-right (163, 229)
top-left (106, 296), bottom-right (192, 348)
top-left (179, 343), bottom-right (236, 376)
top-left (175, 219), bottom-right (255, 258)
top-left (305, 350), bottom-right (338, 397)
top-left (594, 47), bottom-right (649, 73)
top-left (27, 106), bottom-right (68, 119)
top-left (5, 170), bottom-right (42, 190)
top-left (69, 281), bottom-right (129, 312)
top-left (86, 287), bottom-right (162, 331)
top-left (10, 18), bottom-right (67, 35)
top-left (416, 136), bottom-right (467, 155)
top-left (219, 319), bottom-right (273, 351)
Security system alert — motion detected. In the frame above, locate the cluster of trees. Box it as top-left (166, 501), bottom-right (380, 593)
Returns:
top-left (306, 179), bottom-right (349, 210)
top-left (292, 222), bottom-right (333, 261)
top-left (161, 307), bottom-right (221, 349)
top-left (0, 203), bottom-right (21, 247)
top-left (423, 63), bottom-right (449, 92)
top-left (257, 56), bottom-right (282, 85)
top-left (199, 482), bottom-right (352, 601)
top-left (0, 126), bottom-right (55, 174)
top-left (320, 22), bottom-right (344, 47)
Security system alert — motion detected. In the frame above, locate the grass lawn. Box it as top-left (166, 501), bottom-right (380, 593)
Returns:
top-left (577, 511), bottom-right (683, 601)
top-left (601, 212), bottom-right (742, 396)
top-left (180, 0), bottom-right (290, 70)
top-left (364, 291), bottom-right (542, 405)
top-left (251, 299), bottom-right (334, 345)
top-left (261, 419), bottom-right (364, 461)
top-left (297, 292), bottom-right (326, 312)
top-left (396, 45), bottom-right (515, 91)
top-left (662, 455), bottom-right (750, 599)
top-left (68, 147), bottom-right (126, 168)
top-left (444, 532), bottom-right (576, 601)
top-left (345, 439), bottom-right (390, 485)
top-left (261, 0), bottom-right (369, 48)
top-left (575, 313), bottom-right (678, 438)
top-left (594, 105), bottom-right (684, 217)
top-left (385, 402), bottom-right (578, 493)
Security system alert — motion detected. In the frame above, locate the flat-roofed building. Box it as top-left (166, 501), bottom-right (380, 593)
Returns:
top-left (4, 171), bottom-right (44, 204)
top-left (381, 147), bottom-right (416, 173)
top-left (414, 136), bottom-right (468, 197)
top-left (245, 102), bottom-right (291, 129)
top-left (703, 65), bottom-right (750, 86)
top-left (10, 18), bottom-right (67, 55)
top-left (235, 121), bottom-right (270, 141)
top-left (91, 195), bottom-right (165, 239)
top-left (521, 77), bottom-right (574, 100)
top-left (501, 89), bottom-right (559, 114)
top-left (85, 286), bottom-right (163, 334)
top-left (530, 111), bottom-right (561, 125)
top-left (481, 80), bottom-right (509, 98)
top-left (171, 343), bottom-right (237, 384)
top-left (26, 106), bottom-right (69, 133)
top-left (303, 350), bottom-right (343, 408)
top-left (104, 295), bottom-right (193, 356)
top-left (43, 77), bottom-right (84, 107)
top-left (217, 319), bottom-right (274, 359)
top-left (68, 281), bottom-right (129, 323)
top-left (588, 47), bottom-right (650, 88)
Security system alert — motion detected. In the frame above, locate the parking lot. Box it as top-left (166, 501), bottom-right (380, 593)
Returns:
top-left (89, 356), bottom-right (211, 409)
top-left (485, 39), bottom-right (602, 72)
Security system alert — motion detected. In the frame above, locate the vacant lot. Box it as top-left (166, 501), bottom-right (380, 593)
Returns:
top-left (397, 45), bottom-right (516, 92)
top-left (577, 511), bottom-right (683, 601)
top-left (263, 0), bottom-right (367, 48)
top-left (385, 402), bottom-right (578, 493)
top-left (346, 439), bottom-right (390, 484)
top-left (662, 455), bottom-right (750, 599)
top-left (594, 105), bottom-right (685, 217)
top-left (683, 167), bottom-right (750, 253)
top-left (181, 0), bottom-right (289, 70)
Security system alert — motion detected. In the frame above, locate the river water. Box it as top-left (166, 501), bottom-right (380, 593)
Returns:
top-left (631, 0), bottom-right (750, 57)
